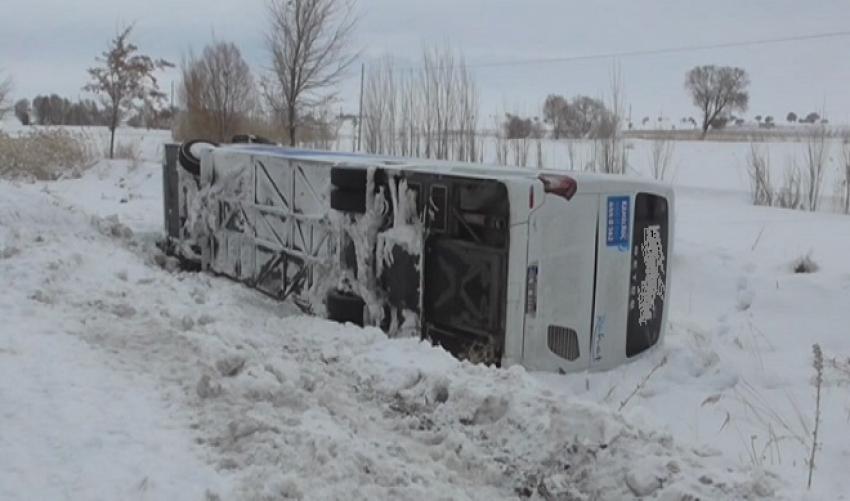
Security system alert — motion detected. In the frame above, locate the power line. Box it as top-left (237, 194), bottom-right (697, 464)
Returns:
top-left (395, 30), bottom-right (850, 71)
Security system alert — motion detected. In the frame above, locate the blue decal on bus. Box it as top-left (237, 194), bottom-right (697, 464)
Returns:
top-left (606, 196), bottom-right (630, 251)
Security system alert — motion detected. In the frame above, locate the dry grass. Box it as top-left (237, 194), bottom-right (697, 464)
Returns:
top-left (808, 344), bottom-right (824, 490)
top-left (626, 125), bottom-right (850, 143)
top-left (731, 379), bottom-right (809, 468)
top-left (828, 356), bottom-right (850, 384)
top-left (0, 128), bottom-right (97, 180)
top-left (618, 355), bottom-right (667, 412)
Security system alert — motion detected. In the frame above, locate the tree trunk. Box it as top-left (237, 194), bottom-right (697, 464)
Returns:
top-left (109, 126), bottom-right (116, 159)
top-left (287, 103), bottom-right (297, 147)
top-left (109, 105), bottom-right (119, 159)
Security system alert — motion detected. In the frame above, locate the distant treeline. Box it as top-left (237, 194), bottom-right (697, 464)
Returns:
top-left (14, 95), bottom-right (109, 126)
top-left (14, 94), bottom-right (173, 129)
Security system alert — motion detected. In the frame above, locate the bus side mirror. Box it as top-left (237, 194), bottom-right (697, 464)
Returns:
top-left (538, 174), bottom-right (578, 201)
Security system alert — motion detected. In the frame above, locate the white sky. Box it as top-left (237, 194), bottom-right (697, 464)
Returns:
top-left (3, 0), bottom-right (850, 123)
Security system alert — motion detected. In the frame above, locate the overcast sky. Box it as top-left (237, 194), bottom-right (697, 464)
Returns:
top-left (3, 0), bottom-right (850, 123)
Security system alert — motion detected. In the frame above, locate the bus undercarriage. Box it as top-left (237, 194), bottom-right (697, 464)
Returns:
top-left (162, 143), bottom-right (510, 365)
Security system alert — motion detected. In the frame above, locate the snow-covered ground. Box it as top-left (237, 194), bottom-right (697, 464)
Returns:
top-left (1, 127), bottom-right (849, 499)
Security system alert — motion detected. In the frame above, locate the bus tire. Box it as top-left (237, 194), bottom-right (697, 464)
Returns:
top-left (326, 290), bottom-right (365, 326)
top-left (330, 188), bottom-right (366, 213)
top-left (331, 167), bottom-right (367, 191)
top-left (178, 139), bottom-right (217, 176)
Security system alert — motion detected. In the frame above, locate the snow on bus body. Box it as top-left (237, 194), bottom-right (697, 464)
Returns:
top-left (164, 142), bottom-right (673, 374)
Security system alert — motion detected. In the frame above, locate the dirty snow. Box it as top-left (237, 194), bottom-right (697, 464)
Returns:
top-left (1, 127), bottom-right (849, 499)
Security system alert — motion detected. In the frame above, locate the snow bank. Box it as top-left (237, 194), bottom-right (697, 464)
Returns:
top-left (3, 126), bottom-right (849, 499)
top-left (0, 155), bottom-right (783, 500)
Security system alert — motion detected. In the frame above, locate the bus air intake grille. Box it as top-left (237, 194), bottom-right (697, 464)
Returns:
top-left (547, 325), bottom-right (579, 361)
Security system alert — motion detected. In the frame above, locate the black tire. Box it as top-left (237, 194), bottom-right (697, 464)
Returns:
top-left (330, 188), bottom-right (366, 213)
top-left (331, 167), bottom-right (367, 191)
top-left (178, 139), bottom-right (217, 176)
top-left (231, 134), bottom-right (274, 145)
top-left (326, 290), bottom-right (365, 326)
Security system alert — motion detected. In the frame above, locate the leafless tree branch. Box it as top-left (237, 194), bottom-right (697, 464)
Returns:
top-left (178, 40), bottom-right (256, 142)
top-left (685, 65), bottom-right (749, 139)
top-left (0, 71), bottom-right (14, 120)
top-left (84, 24), bottom-right (173, 158)
top-left (265, 0), bottom-right (358, 146)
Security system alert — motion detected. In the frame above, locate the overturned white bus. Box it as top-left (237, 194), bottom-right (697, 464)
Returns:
top-left (161, 141), bottom-right (673, 373)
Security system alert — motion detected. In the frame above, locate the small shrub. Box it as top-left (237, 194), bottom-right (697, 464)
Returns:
top-left (109, 140), bottom-right (142, 169)
top-left (803, 126), bottom-right (828, 211)
top-left (791, 253), bottom-right (819, 274)
top-left (0, 128), bottom-right (96, 180)
top-left (776, 159), bottom-right (803, 210)
top-left (746, 143), bottom-right (773, 206)
top-left (111, 140), bottom-right (140, 160)
top-left (649, 138), bottom-right (675, 181)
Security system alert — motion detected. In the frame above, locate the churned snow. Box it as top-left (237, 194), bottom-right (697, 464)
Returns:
top-left (1, 127), bottom-right (849, 499)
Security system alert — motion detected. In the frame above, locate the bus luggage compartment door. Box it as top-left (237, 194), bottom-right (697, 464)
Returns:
top-left (522, 193), bottom-right (597, 373)
top-left (423, 238), bottom-right (506, 363)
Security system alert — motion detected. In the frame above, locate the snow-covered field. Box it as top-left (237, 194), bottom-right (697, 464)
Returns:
top-left (1, 126), bottom-right (849, 500)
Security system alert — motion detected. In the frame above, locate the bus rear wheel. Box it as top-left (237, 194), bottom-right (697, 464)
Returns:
top-left (326, 290), bottom-right (365, 327)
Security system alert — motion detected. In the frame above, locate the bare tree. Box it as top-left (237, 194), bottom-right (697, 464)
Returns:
top-left (543, 94), bottom-right (570, 139)
top-left (84, 25), bottom-right (172, 158)
top-left (596, 63), bottom-right (627, 174)
top-left (649, 138), bottom-right (675, 181)
top-left (802, 112), bottom-right (821, 124)
top-left (420, 46), bottom-right (479, 161)
top-left (498, 113), bottom-right (543, 167)
top-left (299, 105), bottom-right (343, 149)
top-left (841, 138), bottom-right (850, 214)
top-left (0, 71), bottom-right (12, 120)
top-left (685, 65), bottom-right (749, 138)
top-left (362, 57), bottom-right (398, 155)
top-left (265, 0), bottom-right (357, 146)
top-left (14, 99), bottom-right (30, 125)
top-left (361, 47), bottom-right (479, 162)
top-left (179, 40), bottom-right (255, 142)
top-left (803, 125), bottom-right (828, 211)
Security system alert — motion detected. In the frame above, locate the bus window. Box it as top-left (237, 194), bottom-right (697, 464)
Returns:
top-left (626, 193), bottom-right (669, 357)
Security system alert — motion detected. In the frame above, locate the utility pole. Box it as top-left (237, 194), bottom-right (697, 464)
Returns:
top-left (357, 62), bottom-right (364, 152)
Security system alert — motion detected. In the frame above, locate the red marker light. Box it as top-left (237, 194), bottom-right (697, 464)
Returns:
top-left (538, 174), bottom-right (578, 201)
